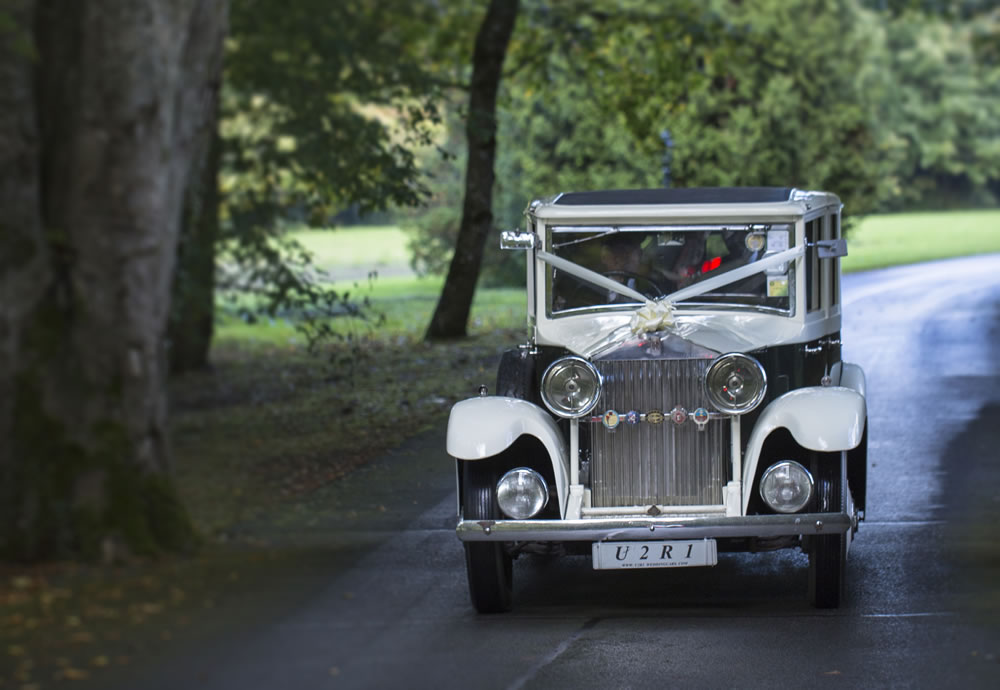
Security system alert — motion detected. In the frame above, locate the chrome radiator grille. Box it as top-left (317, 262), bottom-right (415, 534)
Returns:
top-left (590, 359), bottom-right (730, 507)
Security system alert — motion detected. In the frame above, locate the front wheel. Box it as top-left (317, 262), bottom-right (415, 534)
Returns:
top-left (809, 452), bottom-right (848, 609)
top-left (462, 461), bottom-right (513, 613)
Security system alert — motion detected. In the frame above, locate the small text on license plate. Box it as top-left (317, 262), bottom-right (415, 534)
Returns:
top-left (592, 539), bottom-right (718, 570)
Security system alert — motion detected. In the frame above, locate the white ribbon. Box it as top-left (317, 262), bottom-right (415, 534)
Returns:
top-left (539, 244), bottom-right (806, 354)
top-left (537, 250), bottom-right (649, 304)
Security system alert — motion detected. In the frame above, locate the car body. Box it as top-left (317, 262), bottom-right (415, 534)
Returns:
top-left (447, 187), bottom-right (867, 612)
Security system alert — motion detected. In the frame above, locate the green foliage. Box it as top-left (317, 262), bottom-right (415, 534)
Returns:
top-left (871, 10), bottom-right (1000, 207)
top-left (216, 228), bottom-right (383, 354)
top-left (217, 0), bottom-right (448, 345)
top-left (647, 0), bottom-right (895, 216)
top-left (0, 2), bottom-right (36, 60)
top-left (223, 0), bottom-right (442, 222)
top-left (407, 1), bottom-right (717, 286)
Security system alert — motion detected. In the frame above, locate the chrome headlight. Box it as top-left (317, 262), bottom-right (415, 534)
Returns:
top-left (705, 353), bottom-right (767, 415)
top-left (540, 356), bottom-right (602, 418)
top-left (760, 460), bottom-right (814, 513)
top-left (497, 468), bottom-right (549, 519)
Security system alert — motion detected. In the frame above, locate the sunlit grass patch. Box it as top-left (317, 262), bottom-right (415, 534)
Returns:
top-left (844, 209), bottom-right (1000, 273)
top-left (286, 225), bottom-right (412, 272)
top-left (215, 272), bottom-right (527, 344)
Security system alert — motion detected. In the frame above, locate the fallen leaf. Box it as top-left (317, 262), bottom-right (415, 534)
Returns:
top-left (61, 667), bottom-right (89, 680)
top-left (329, 667), bottom-right (341, 677)
top-left (6, 645), bottom-right (25, 657)
top-left (824, 670), bottom-right (842, 676)
top-left (90, 655), bottom-right (109, 668)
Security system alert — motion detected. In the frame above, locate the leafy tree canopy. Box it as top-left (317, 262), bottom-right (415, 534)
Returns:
top-left (208, 0), bottom-right (453, 349)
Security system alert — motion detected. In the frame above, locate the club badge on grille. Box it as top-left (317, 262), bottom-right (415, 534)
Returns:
top-left (670, 406), bottom-right (688, 425)
top-left (602, 410), bottom-right (620, 430)
top-left (644, 409), bottom-right (664, 425)
top-left (693, 407), bottom-right (710, 430)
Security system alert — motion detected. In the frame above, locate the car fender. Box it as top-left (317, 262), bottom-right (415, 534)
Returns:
top-left (447, 396), bottom-right (569, 516)
top-left (836, 361), bottom-right (866, 398)
top-left (742, 384), bottom-right (867, 513)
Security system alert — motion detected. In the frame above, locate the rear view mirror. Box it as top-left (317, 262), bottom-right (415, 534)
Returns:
top-left (815, 239), bottom-right (847, 259)
top-left (501, 230), bottom-right (535, 250)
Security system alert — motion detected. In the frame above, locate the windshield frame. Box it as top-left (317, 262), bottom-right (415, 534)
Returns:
top-left (542, 222), bottom-right (798, 319)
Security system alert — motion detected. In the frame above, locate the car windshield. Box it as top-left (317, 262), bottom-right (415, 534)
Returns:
top-left (548, 225), bottom-right (794, 315)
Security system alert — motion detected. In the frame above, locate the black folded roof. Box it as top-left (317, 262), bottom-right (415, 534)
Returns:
top-left (553, 187), bottom-right (794, 206)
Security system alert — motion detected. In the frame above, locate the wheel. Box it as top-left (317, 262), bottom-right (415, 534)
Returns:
top-left (463, 461), bottom-right (513, 613)
top-left (809, 452), bottom-right (848, 609)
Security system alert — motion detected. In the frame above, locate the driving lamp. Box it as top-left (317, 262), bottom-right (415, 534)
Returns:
top-left (496, 468), bottom-right (549, 519)
top-left (541, 356), bottom-right (602, 418)
top-left (760, 460), bottom-right (814, 513)
top-left (705, 353), bottom-right (767, 414)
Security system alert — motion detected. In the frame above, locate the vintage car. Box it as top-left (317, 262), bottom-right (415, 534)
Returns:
top-left (447, 187), bottom-right (867, 612)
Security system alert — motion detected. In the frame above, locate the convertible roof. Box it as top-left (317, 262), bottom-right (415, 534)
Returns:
top-left (553, 187), bottom-right (794, 206)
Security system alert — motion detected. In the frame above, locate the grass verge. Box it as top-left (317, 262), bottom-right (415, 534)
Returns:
top-left (843, 209), bottom-right (1000, 273)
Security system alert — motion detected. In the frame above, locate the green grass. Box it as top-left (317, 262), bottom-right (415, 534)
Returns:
top-left (216, 272), bottom-right (527, 344)
top-left (843, 209), bottom-right (1000, 273)
top-left (287, 225), bottom-right (412, 273)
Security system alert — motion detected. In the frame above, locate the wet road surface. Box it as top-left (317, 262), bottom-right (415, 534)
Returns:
top-left (108, 255), bottom-right (1000, 689)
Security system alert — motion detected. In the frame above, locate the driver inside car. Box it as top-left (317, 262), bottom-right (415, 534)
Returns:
top-left (599, 233), bottom-right (647, 301)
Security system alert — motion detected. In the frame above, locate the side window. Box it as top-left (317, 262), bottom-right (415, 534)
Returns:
top-left (820, 215), bottom-right (832, 310)
top-left (806, 218), bottom-right (820, 312)
top-left (829, 214), bottom-right (840, 308)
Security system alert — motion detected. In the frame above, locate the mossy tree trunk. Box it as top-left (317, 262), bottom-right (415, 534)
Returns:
top-left (168, 130), bottom-right (221, 374)
top-left (425, 0), bottom-right (519, 340)
top-left (0, 0), bottom-right (228, 561)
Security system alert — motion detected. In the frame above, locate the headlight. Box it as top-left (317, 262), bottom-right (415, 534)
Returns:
top-left (705, 353), bottom-right (767, 415)
top-left (540, 356), bottom-right (602, 418)
top-left (496, 468), bottom-right (549, 519)
top-left (759, 460), bottom-right (814, 513)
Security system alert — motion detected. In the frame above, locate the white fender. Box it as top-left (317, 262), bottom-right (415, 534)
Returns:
top-left (837, 361), bottom-right (867, 398)
top-left (742, 385), bottom-right (867, 513)
top-left (447, 396), bottom-right (569, 516)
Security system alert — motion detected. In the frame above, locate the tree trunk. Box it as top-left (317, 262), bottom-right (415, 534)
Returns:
top-left (425, 0), bottom-right (519, 340)
top-left (168, 130), bottom-right (221, 374)
top-left (0, 0), bottom-right (228, 561)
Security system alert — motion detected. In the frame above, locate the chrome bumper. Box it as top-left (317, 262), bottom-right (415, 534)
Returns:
top-left (456, 511), bottom-right (851, 542)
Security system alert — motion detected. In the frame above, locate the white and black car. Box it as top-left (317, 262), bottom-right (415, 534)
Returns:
top-left (448, 188), bottom-right (867, 612)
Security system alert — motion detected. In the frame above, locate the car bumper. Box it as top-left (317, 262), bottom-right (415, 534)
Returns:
top-left (456, 511), bottom-right (851, 542)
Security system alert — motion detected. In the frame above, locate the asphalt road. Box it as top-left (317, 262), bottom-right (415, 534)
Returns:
top-left (109, 254), bottom-right (1000, 689)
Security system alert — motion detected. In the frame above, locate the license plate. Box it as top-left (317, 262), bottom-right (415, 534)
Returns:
top-left (592, 539), bottom-right (718, 570)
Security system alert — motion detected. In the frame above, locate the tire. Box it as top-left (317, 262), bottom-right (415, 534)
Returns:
top-left (462, 461), bottom-right (513, 613)
top-left (809, 452), bottom-right (848, 609)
